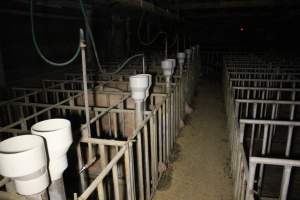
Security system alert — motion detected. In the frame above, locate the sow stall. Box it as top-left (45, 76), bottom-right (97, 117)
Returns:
top-left (223, 54), bottom-right (300, 200)
top-left (0, 76), bottom-right (177, 200)
top-left (0, 47), bottom-right (200, 200)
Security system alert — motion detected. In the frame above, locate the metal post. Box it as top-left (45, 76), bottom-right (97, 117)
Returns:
top-left (80, 29), bottom-right (93, 162)
top-left (286, 85), bottom-right (296, 157)
top-left (246, 162), bottom-right (257, 200)
top-left (135, 101), bottom-right (144, 200)
top-left (166, 77), bottom-right (171, 93)
top-left (124, 145), bottom-right (133, 200)
top-left (285, 126), bottom-right (293, 157)
top-left (258, 124), bottom-right (269, 194)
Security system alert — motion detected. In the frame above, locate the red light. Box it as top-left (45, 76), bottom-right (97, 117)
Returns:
top-left (240, 25), bottom-right (245, 32)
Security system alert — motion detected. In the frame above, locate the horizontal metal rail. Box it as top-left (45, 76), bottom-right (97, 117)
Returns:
top-left (235, 99), bottom-right (300, 104)
top-left (240, 119), bottom-right (300, 126)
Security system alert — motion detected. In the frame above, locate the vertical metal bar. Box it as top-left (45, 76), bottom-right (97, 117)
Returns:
top-left (153, 112), bottom-right (158, 181)
top-left (96, 113), bottom-right (101, 137)
top-left (162, 101), bottom-right (167, 163)
top-left (245, 89), bottom-right (250, 118)
top-left (6, 104), bottom-right (12, 124)
top-left (32, 106), bottom-right (38, 123)
top-left (150, 115), bottom-right (157, 193)
top-left (158, 107), bottom-right (163, 164)
top-left (176, 84), bottom-right (180, 135)
top-left (166, 96), bottom-right (170, 160)
top-left (108, 112), bottom-right (112, 137)
top-left (239, 123), bottom-right (246, 144)
top-left (143, 124), bottom-right (151, 200)
top-left (258, 124), bottom-right (269, 194)
top-left (172, 92), bottom-right (176, 147)
top-left (124, 146), bottom-right (133, 200)
top-left (80, 33), bottom-right (93, 162)
top-left (135, 101), bottom-right (145, 200)
top-left (267, 107), bottom-right (275, 155)
top-left (97, 182), bottom-right (105, 200)
top-left (285, 126), bottom-right (294, 157)
top-left (128, 143), bottom-right (136, 200)
top-left (286, 84), bottom-right (296, 157)
top-left (280, 165), bottom-right (292, 200)
top-left (246, 158), bottom-right (257, 199)
top-left (99, 145), bottom-right (107, 170)
top-left (112, 163), bottom-right (120, 200)
top-left (77, 144), bottom-right (87, 192)
top-left (235, 102), bottom-right (240, 119)
top-left (170, 92), bottom-right (174, 150)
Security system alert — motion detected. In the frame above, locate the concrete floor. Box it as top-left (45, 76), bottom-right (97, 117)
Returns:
top-left (154, 78), bottom-right (233, 200)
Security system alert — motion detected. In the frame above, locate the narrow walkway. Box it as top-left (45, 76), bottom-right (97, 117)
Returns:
top-left (154, 78), bottom-right (233, 200)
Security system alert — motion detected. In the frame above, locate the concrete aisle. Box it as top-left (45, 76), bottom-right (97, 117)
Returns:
top-left (154, 78), bottom-right (233, 200)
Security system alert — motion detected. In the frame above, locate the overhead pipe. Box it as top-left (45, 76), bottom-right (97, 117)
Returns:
top-left (0, 135), bottom-right (49, 200)
top-left (31, 119), bottom-right (73, 200)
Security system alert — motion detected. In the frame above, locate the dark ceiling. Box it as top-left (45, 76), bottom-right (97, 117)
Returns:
top-left (2, 0), bottom-right (300, 21)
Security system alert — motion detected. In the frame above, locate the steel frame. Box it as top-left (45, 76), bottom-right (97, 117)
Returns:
top-left (0, 55), bottom-right (194, 200)
top-left (224, 54), bottom-right (300, 200)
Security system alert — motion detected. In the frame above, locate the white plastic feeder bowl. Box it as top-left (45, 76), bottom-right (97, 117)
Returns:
top-left (167, 59), bottom-right (176, 74)
top-left (185, 49), bottom-right (192, 59)
top-left (161, 60), bottom-right (173, 77)
top-left (31, 119), bottom-right (73, 181)
top-left (130, 74), bottom-right (150, 102)
top-left (0, 135), bottom-right (49, 195)
top-left (177, 52), bottom-right (186, 66)
top-left (139, 74), bottom-right (152, 100)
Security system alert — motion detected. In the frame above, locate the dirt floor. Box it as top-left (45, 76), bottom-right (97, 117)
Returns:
top-left (154, 78), bottom-right (233, 200)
